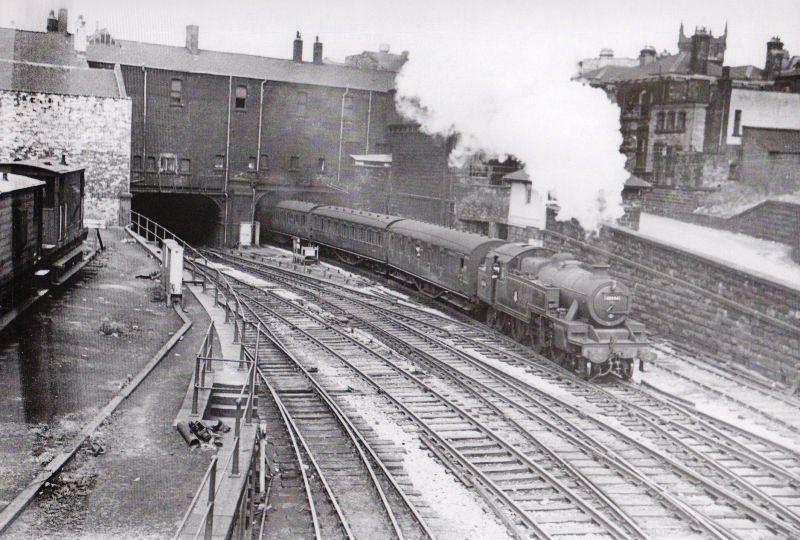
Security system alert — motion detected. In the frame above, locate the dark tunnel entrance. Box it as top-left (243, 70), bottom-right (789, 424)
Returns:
top-left (132, 193), bottom-right (220, 246)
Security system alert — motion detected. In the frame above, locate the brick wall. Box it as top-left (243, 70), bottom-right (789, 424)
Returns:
top-left (544, 218), bottom-right (800, 382)
top-left (642, 186), bottom-right (715, 220)
top-left (0, 90), bottom-right (131, 225)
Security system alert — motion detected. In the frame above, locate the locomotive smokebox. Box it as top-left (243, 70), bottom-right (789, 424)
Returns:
top-left (535, 258), bottom-right (630, 327)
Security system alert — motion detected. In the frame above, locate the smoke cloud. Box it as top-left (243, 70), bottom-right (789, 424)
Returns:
top-left (394, 10), bottom-right (628, 231)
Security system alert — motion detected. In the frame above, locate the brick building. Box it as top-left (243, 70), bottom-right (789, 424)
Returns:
top-left (580, 25), bottom-right (800, 188)
top-left (739, 127), bottom-right (800, 192)
top-left (0, 10), bottom-right (131, 226)
top-left (80, 22), bottom-right (399, 244)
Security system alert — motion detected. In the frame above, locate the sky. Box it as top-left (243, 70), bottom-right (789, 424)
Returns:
top-left (2, 0), bottom-right (798, 68)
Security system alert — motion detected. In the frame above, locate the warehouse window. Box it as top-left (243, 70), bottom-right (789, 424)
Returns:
top-left (248, 156), bottom-right (256, 170)
top-left (259, 154), bottom-right (269, 171)
top-left (317, 157), bottom-right (326, 173)
top-left (297, 92), bottom-right (308, 117)
top-left (159, 154), bottom-right (177, 173)
top-left (733, 109), bottom-right (742, 137)
top-left (179, 159), bottom-right (191, 173)
top-left (235, 85), bottom-right (247, 109)
top-left (213, 155), bottom-right (225, 169)
top-left (146, 156), bottom-right (156, 172)
top-left (289, 156), bottom-right (300, 171)
top-left (132, 155), bottom-right (142, 170)
top-left (170, 79), bottom-right (182, 106)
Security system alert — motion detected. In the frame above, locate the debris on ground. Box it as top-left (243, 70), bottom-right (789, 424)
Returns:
top-left (100, 317), bottom-right (126, 336)
top-left (135, 271), bottom-right (161, 280)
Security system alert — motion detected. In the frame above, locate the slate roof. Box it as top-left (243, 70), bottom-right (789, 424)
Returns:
top-left (0, 173), bottom-right (44, 195)
top-left (86, 38), bottom-right (396, 92)
top-left (743, 127), bottom-right (800, 153)
top-left (0, 27), bottom-right (123, 98)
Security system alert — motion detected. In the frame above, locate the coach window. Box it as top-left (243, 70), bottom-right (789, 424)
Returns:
top-left (179, 158), bottom-right (191, 173)
top-left (235, 85), bottom-right (247, 110)
top-left (170, 79), bottom-right (182, 106)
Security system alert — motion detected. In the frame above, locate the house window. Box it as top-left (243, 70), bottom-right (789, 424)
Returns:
top-left (667, 111), bottom-right (676, 131)
top-left (213, 155), bottom-right (225, 170)
top-left (289, 156), bottom-right (300, 171)
top-left (235, 85), bottom-right (247, 109)
top-left (297, 92), bottom-right (308, 117)
top-left (733, 109), bottom-right (742, 137)
top-left (132, 155), bottom-right (142, 170)
top-left (159, 154), bottom-right (177, 173)
top-left (248, 156), bottom-right (256, 170)
top-left (259, 154), bottom-right (269, 171)
top-left (343, 95), bottom-right (354, 119)
top-left (146, 156), bottom-right (156, 172)
top-left (525, 183), bottom-right (532, 204)
top-left (317, 157), bottom-right (326, 173)
top-left (656, 112), bottom-right (665, 131)
top-left (170, 79), bottom-right (182, 106)
top-left (179, 158), bottom-right (191, 173)
top-left (677, 111), bottom-right (686, 131)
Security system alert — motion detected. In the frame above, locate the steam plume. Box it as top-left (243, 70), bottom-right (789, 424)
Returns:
top-left (394, 15), bottom-right (627, 231)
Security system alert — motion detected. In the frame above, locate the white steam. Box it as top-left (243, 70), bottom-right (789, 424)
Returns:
top-left (395, 17), bottom-right (627, 231)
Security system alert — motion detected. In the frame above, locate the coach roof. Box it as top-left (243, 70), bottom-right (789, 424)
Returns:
top-left (312, 205), bottom-right (404, 228)
top-left (276, 200), bottom-right (322, 214)
top-left (388, 220), bottom-right (504, 254)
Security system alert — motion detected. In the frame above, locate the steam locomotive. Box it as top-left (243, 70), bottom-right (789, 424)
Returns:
top-left (271, 201), bottom-right (653, 380)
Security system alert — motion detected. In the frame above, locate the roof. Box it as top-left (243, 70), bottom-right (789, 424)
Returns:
top-left (350, 154), bottom-right (392, 163)
top-left (502, 169), bottom-right (530, 183)
top-left (313, 205), bottom-right (404, 228)
top-left (625, 174), bottom-right (652, 188)
top-left (86, 39), bottom-right (396, 92)
top-left (345, 50), bottom-right (407, 72)
top-left (0, 158), bottom-right (85, 175)
top-left (777, 67), bottom-right (800, 79)
top-left (275, 200), bottom-right (322, 213)
top-left (388, 220), bottom-right (505, 254)
top-left (487, 243), bottom-right (548, 265)
top-left (0, 28), bottom-right (84, 67)
top-left (0, 59), bottom-right (122, 98)
top-left (0, 172), bottom-right (45, 194)
top-left (742, 127), bottom-right (800, 153)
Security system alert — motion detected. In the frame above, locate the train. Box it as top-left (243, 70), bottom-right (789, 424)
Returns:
top-left (0, 157), bottom-right (88, 316)
top-left (270, 201), bottom-right (654, 380)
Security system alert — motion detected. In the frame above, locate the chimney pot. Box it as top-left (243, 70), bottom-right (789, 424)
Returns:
top-left (46, 10), bottom-right (58, 32)
top-left (293, 31), bottom-right (303, 62)
top-left (186, 25), bottom-right (199, 55)
top-left (61, 153), bottom-right (67, 165)
top-left (57, 8), bottom-right (68, 34)
top-left (313, 36), bottom-right (323, 64)
top-left (2, 172), bottom-right (7, 181)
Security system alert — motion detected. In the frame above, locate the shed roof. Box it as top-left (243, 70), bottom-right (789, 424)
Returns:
top-left (0, 172), bottom-right (45, 194)
top-left (0, 158), bottom-right (85, 175)
top-left (388, 220), bottom-right (504, 254)
top-left (502, 169), bottom-right (530, 183)
top-left (313, 205), bottom-right (404, 228)
top-left (0, 59), bottom-right (122, 98)
top-left (625, 174), bottom-right (652, 188)
top-left (86, 38), bottom-right (396, 92)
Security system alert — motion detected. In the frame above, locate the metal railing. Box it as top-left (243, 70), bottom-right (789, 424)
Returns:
top-left (125, 211), bottom-right (262, 540)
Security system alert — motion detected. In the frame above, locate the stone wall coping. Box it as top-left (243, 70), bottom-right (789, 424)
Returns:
top-left (604, 222), bottom-right (800, 295)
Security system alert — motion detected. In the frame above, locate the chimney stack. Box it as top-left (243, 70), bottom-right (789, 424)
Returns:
top-left (46, 10), bottom-right (58, 32)
top-left (293, 31), bottom-right (303, 62)
top-left (75, 15), bottom-right (87, 55)
top-left (638, 46), bottom-right (656, 66)
top-left (313, 36), bottom-right (323, 64)
top-left (186, 25), bottom-right (199, 55)
top-left (61, 153), bottom-right (67, 165)
top-left (690, 27), bottom-right (711, 74)
top-left (57, 8), bottom-right (68, 34)
top-left (764, 36), bottom-right (784, 80)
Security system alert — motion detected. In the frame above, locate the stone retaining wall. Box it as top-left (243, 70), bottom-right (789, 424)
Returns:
top-left (544, 222), bottom-right (800, 382)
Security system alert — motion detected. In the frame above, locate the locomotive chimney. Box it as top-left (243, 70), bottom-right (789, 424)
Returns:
top-left (293, 31), bottom-right (303, 62)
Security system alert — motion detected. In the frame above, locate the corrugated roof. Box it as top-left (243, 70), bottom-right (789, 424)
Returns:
top-left (0, 158), bottom-right (85, 175)
top-left (0, 172), bottom-right (45, 194)
top-left (743, 127), bottom-right (800, 153)
top-left (0, 59), bottom-right (122, 97)
top-left (86, 39), bottom-right (396, 92)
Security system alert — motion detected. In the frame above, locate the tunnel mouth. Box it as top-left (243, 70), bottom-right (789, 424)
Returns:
top-left (132, 193), bottom-right (220, 246)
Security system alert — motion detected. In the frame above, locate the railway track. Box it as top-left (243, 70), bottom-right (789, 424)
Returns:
top-left (201, 249), bottom-right (800, 538)
top-left (236, 302), bottom-right (433, 540)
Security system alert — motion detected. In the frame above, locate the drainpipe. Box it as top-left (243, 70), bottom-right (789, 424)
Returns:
top-left (337, 87), bottom-right (349, 185)
top-left (255, 80), bottom-right (267, 172)
top-left (365, 90), bottom-right (373, 154)
top-left (142, 66), bottom-right (147, 182)
top-left (223, 76), bottom-right (232, 245)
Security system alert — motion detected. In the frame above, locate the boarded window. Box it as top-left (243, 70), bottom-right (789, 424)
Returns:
top-left (132, 156), bottom-right (142, 170)
top-left (170, 79), bottom-right (182, 106)
top-left (179, 158), bottom-right (191, 173)
top-left (289, 156), bottom-right (300, 171)
top-left (214, 155), bottom-right (225, 169)
top-left (259, 154), bottom-right (269, 171)
top-left (146, 156), bottom-right (157, 172)
top-left (235, 85), bottom-right (247, 109)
